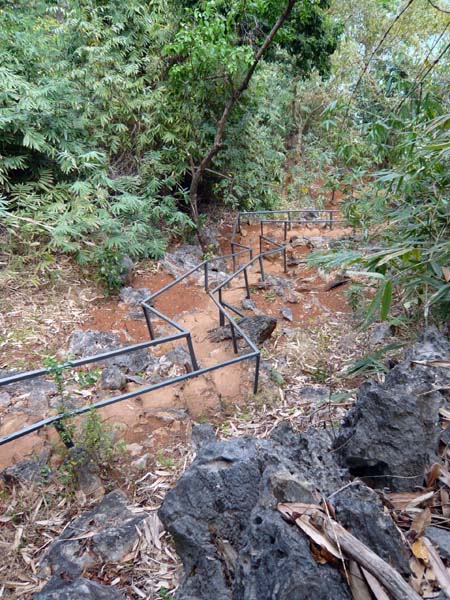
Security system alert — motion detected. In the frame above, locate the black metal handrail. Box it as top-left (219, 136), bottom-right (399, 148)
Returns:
top-left (0, 208), bottom-right (346, 447)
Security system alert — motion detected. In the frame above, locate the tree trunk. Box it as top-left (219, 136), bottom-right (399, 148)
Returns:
top-left (189, 0), bottom-right (298, 249)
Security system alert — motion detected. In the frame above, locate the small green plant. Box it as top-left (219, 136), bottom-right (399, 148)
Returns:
top-left (97, 249), bottom-right (125, 296)
top-left (43, 355), bottom-right (75, 446)
top-left (264, 290), bottom-right (277, 302)
top-left (155, 449), bottom-right (176, 470)
top-left (268, 367), bottom-right (285, 387)
top-left (344, 343), bottom-right (404, 378)
top-left (73, 368), bottom-right (101, 388)
top-left (81, 409), bottom-right (123, 464)
top-left (56, 409), bottom-right (125, 488)
top-left (345, 283), bottom-right (366, 315)
top-left (157, 588), bottom-right (172, 600)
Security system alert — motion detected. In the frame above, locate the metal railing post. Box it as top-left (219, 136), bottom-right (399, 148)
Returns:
top-left (258, 255), bottom-right (265, 281)
top-left (219, 289), bottom-right (225, 326)
top-left (243, 267), bottom-right (250, 299)
top-left (253, 353), bottom-right (260, 394)
top-left (230, 323), bottom-right (238, 354)
top-left (185, 333), bottom-right (199, 371)
top-left (143, 305), bottom-right (155, 340)
top-left (204, 263), bottom-right (209, 291)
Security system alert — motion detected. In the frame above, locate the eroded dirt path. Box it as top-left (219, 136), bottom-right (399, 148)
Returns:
top-left (0, 216), bottom-right (356, 469)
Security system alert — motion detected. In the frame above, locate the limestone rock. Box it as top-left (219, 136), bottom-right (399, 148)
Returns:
top-left (335, 327), bottom-right (450, 491)
top-left (209, 315), bottom-right (277, 345)
top-left (35, 575), bottom-right (125, 600)
top-left (159, 424), bottom-right (407, 599)
top-left (100, 366), bottom-right (126, 391)
top-left (119, 287), bottom-right (151, 307)
top-left (39, 491), bottom-right (147, 579)
top-left (425, 526), bottom-right (450, 560)
top-left (68, 330), bottom-right (149, 374)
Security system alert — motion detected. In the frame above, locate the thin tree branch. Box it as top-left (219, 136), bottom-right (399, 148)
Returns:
top-left (427, 0), bottom-right (450, 13)
top-left (348, 0), bottom-right (416, 107)
top-left (396, 39), bottom-right (450, 111)
top-left (197, 0), bottom-right (297, 174)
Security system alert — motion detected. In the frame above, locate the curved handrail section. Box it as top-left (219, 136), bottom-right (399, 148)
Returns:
top-left (0, 208), bottom-right (344, 446)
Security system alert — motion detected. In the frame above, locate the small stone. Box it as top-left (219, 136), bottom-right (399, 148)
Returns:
top-left (119, 255), bottom-right (134, 284)
top-left (119, 287), bottom-right (151, 307)
top-left (281, 307), bottom-right (293, 322)
top-left (209, 315), bottom-right (277, 345)
top-left (132, 453), bottom-right (149, 470)
top-left (100, 366), bottom-right (126, 391)
top-left (0, 391), bottom-right (11, 407)
top-left (370, 322), bottom-right (394, 344)
top-left (274, 285), bottom-right (284, 297)
top-left (441, 427), bottom-right (450, 445)
top-left (69, 448), bottom-right (105, 499)
top-left (241, 298), bottom-right (256, 311)
top-left (126, 443), bottom-right (144, 457)
top-left (286, 290), bottom-right (300, 304)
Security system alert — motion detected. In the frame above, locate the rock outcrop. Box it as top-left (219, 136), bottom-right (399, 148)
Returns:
top-left (209, 315), bottom-right (277, 345)
top-left (159, 424), bottom-right (408, 600)
top-left (335, 327), bottom-right (450, 491)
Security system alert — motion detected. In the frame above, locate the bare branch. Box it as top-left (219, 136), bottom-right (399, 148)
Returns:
top-left (348, 0), bottom-right (416, 106)
top-left (427, 0), bottom-right (450, 13)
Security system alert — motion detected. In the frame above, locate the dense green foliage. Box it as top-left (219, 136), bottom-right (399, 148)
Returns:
top-left (0, 0), bottom-right (339, 277)
top-left (297, 0), bottom-right (450, 323)
top-left (1, 0), bottom-right (449, 325)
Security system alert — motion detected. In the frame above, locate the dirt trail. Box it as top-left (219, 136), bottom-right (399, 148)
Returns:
top-left (0, 218), bottom-right (354, 469)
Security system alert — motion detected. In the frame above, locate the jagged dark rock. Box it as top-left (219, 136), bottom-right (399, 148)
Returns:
top-left (209, 315), bottom-right (277, 345)
top-left (39, 491), bottom-right (148, 580)
top-left (1, 448), bottom-right (51, 486)
top-left (0, 369), bottom-right (57, 415)
top-left (35, 575), bottom-right (125, 600)
top-left (68, 330), bottom-right (150, 374)
top-left (191, 422), bottom-right (216, 451)
top-left (100, 366), bottom-right (126, 390)
top-left (335, 327), bottom-right (450, 491)
top-left (119, 286), bottom-right (151, 307)
top-left (159, 423), bottom-right (408, 599)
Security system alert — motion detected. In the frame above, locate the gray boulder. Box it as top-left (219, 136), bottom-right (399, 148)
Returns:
top-left (335, 328), bottom-right (450, 491)
top-left (159, 423), bottom-right (407, 599)
top-left (35, 576), bottom-right (125, 600)
top-left (40, 491), bottom-right (147, 579)
top-left (68, 330), bottom-right (150, 374)
top-left (161, 244), bottom-right (203, 278)
top-left (209, 315), bottom-right (277, 345)
top-left (0, 370), bottom-right (57, 415)
top-left (119, 286), bottom-right (151, 307)
top-left (1, 449), bottom-right (51, 486)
